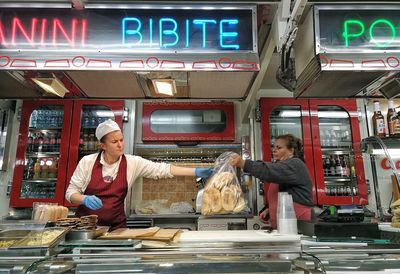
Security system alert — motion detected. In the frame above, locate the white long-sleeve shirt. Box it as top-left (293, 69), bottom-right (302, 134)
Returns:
top-left (65, 152), bottom-right (173, 213)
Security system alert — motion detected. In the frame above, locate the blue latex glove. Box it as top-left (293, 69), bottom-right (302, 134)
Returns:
top-left (195, 168), bottom-right (213, 179)
top-left (83, 195), bottom-right (103, 210)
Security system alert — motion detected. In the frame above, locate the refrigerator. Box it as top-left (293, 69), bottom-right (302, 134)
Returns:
top-left (10, 99), bottom-right (124, 207)
top-left (260, 98), bottom-right (367, 206)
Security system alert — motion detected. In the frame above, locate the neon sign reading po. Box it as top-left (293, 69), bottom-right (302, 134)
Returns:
top-left (342, 19), bottom-right (400, 48)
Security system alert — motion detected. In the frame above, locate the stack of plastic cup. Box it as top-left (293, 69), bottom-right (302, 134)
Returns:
top-left (277, 192), bottom-right (298, 235)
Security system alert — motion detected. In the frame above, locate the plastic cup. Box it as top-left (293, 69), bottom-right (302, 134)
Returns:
top-left (277, 192), bottom-right (298, 234)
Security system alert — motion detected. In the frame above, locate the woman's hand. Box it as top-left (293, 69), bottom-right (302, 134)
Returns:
top-left (229, 153), bottom-right (245, 169)
top-left (259, 208), bottom-right (270, 224)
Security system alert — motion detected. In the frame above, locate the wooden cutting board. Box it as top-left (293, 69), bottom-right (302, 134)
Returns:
top-left (98, 227), bottom-right (160, 239)
top-left (136, 229), bottom-right (181, 241)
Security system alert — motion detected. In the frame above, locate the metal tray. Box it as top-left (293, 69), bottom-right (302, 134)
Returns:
top-left (9, 227), bottom-right (70, 249)
top-left (65, 226), bottom-right (109, 241)
top-left (0, 230), bottom-right (32, 249)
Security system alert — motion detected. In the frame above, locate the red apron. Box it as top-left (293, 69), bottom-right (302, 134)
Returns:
top-left (267, 183), bottom-right (311, 229)
top-left (76, 154), bottom-right (128, 231)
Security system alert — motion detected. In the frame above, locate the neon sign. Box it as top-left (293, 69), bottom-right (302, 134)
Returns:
top-left (0, 7), bottom-right (254, 51)
top-left (317, 8), bottom-right (400, 52)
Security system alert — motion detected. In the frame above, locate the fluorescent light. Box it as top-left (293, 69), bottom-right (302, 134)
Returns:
top-left (371, 149), bottom-right (400, 156)
top-left (32, 76), bottom-right (69, 97)
top-left (152, 79), bottom-right (177, 96)
top-left (318, 111), bottom-right (349, 118)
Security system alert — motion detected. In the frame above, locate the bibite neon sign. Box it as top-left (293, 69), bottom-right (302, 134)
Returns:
top-left (342, 18), bottom-right (399, 48)
top-left (122, 17), bottom-right (239, 49)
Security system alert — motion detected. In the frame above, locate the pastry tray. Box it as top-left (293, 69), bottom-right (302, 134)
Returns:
top-left (9, 227), bottom-right (70, 249)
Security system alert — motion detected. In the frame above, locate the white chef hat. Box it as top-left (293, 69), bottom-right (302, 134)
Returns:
top-left (95, 119), bottom-right (121, 141)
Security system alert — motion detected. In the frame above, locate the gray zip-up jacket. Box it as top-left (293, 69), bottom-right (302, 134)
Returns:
top-left (244, 157), bottom-right (313, 206)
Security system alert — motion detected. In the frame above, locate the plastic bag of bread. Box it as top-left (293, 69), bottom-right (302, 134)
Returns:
top-left (32, 202), bottom-right (69, 222)
top-left (202, 152), bottom-right (246, 215)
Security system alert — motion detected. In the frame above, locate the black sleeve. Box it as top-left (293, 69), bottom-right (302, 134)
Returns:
top-left (243, 159), bottom-right (298, 185)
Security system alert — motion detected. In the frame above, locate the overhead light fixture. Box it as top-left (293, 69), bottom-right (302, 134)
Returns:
top-left (31, 75), bottom-right (70, 97)
top-left (152, 79), bottom-right (177, 96)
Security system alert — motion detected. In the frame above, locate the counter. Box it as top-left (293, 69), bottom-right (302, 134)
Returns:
top-left (1, 224), bottom-right (400, 273)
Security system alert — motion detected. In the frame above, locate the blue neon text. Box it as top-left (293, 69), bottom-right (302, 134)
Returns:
top-left (122, 17), bottom-right (240, 49)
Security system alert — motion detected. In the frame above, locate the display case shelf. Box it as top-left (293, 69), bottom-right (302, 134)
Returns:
top-left (22, 179), bottom-right (57, 184)
top-left (28, 127), bottom-right (62, 131)
top-left (26, 152), bottom-right (60, 157)
top-left (324, 177), bottom-right (354, 182)
top-left (321, 148), bottom-right (354, 154)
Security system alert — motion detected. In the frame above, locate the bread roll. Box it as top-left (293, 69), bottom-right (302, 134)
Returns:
top-left (61, 206), bottom-right (69, 219)
top-left (202, 187), bottom-right (222, 215)
top-left (213, 172), bottom-right (235, 190)
top-left (221, 186), bottom-right (237, 211)
top-left (391, 199), bottom-right (400, 209)
top-left (233, 196), bottom-right (245, 213)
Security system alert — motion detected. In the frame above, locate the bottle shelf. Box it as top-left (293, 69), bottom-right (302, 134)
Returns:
top-left (321, 148), bottom-right (354, 155)
top-left (324, 177), bottom-right (354, 183)
top-left (79, 150), bottom-right (99, 155)
top-left (29, 127), bottom-right (62, 131)
top-left (26, 152), bottom-right (60, 157)
top-left (22, 179), bottom-right (57, 184)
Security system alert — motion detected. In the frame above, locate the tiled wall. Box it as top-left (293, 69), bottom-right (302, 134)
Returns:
top-left (142, 163), bottom-right (211, 207)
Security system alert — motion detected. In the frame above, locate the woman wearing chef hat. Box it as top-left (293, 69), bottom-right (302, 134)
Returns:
top-left (66, 119), bottom-right (212, 230)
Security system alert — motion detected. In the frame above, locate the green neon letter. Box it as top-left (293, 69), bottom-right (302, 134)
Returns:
top-left (369, 19), bottom-right (396, 48)
top-left (342, 20), bottom-right (365, 47)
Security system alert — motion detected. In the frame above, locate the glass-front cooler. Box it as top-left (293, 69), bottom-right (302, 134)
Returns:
top-left (10, 100), bottom-right (124, 208)
top-left (260, 98), bottom-right (316, 204)
top-left (310, 100), bottom-right (367, 205)
top-left (10, 100), bottom-right (73, 207)
top-left (260, 98), bottom-right (367, 206)
top-left (65, 100), bottom-right (123, 207)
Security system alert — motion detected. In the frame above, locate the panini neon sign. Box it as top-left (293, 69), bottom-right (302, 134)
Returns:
top-left (0, 17), bottom-right (87, 48)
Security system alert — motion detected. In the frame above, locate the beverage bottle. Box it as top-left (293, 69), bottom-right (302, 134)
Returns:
top-left (49, 132), bottom-right (56, 151)
top-left (37, 133), bottom-right (43, 153)
top-left (372, 101), bottom-right (386, 137)
top-left (342, 156), bottom-right (350, 177)
top-left (323, 158), bottom-right (330, 176)
top-left (48, 158), bottom-right (57, 178)
top-left (331, 130), bottom-right (338, 147)
top-left (88, 133), bottom-right (95, 151)
top-left (56, 132), bottom-right (62, 151)
top-left (325, 130), bottom-right (331, 147)
top-left (329, 156), bottom-right (336, 176)
top-left (27, 132), bottom-right (33, 153)
top-left (30, 110), bottom-right (38, 128)
top-left (40, 159), bottom-right (48, 179)
top-left (335, 155), bottom-right (342, 177)
top-left (83, 132), bottom-right (89, 151)
top-left (33, 159), bottom-right (41, 179)
top-left (42, 132), bottom-right (49, 152)
top-left (79, 133), bottom-right (84, 152)
top-left (393, 111), bottom-right (400, 136)
top-left (387, 100), bottom-right (397, 136)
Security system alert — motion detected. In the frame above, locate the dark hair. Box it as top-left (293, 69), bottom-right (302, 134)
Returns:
top-left (276, 134), bottom-right (303, 159)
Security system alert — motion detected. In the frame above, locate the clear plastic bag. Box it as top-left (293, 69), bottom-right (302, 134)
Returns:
top-left (201, 152), bottom-right (246, 215)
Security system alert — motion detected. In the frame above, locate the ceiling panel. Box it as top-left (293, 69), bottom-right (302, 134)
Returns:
top-left (67, 71), bottom-right (145, 98)
top-left (190, 71), bottom-right (255, 99)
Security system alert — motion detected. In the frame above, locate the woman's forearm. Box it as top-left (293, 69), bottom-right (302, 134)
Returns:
top-left (170, 165), bottom-right (195, 177)
top-left (70, 193), bottom-right (85, 205)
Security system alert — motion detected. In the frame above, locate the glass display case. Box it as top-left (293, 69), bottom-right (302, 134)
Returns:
top-left (260, 98), bottom-right (367, 206)
top-left (10, 100), bottom-right (124, 208)
top-left (361, 136), bottom-right (400, 219)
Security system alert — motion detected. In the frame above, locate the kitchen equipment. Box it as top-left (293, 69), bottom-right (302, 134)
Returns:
top-left (196, 189), bottom-right (204, 213)
top-left (65, 226), bottom-right (109, 241)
